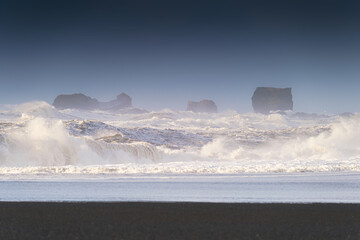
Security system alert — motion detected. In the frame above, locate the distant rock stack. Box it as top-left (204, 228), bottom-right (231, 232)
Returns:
top-left (116, 93), bottom-right (132, 108)
top-left (100, 93), bottom-right (132, 111)
top-left (53, 93), bottom-right (99, 110)
top-left (252, 87), bottom-right (293, 114)
top-left (186, 100), bottom-right (217, 113)
top-left (53, 92), bottom-right (132, 111)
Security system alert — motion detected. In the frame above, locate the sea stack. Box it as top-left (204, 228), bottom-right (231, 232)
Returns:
top-left (53, 93), bottom-right (132, 110)
top-left (186, 100), bottom-right (218, 113)
top-left (53, 93), bottom-right (99, 110)
top-left (252, 87), bottom-right (293, 114)
top-left (116, 93), bottom-right (132, 108)
top-left (99, 93), bottom-right (132, 110)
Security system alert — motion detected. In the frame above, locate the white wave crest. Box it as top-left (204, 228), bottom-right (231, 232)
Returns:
top-left (0, 117), bottom-right (159, 167)
top-left (0, 102), bottom-right (360, 175)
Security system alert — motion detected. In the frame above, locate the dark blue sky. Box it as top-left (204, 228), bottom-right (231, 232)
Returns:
top-left (1, 0), bottom-right (360, 113)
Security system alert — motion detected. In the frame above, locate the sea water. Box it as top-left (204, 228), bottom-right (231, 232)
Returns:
top-left (0, 173), bottom-right (359, 202)
top-left (0, 102), bottom-right (359, 202)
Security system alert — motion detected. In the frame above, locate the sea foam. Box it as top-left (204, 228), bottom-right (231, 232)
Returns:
top-left (0, 102), bottom-right (360, 175)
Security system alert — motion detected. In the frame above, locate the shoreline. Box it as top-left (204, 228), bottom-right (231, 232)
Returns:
top-left (1, 173), bottom-right (359, 203)
top-left (1, 202), bottom-right (359, 239)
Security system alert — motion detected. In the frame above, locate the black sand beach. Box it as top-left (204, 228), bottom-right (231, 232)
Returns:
top-left (0, 202), bottom-right (359, 239)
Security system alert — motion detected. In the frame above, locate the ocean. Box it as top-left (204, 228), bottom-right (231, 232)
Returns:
top-left (0, 101), bottom-right (359, 202)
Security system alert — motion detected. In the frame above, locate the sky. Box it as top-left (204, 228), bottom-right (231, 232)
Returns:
top-left (1, 0), bottom-right (360, 113)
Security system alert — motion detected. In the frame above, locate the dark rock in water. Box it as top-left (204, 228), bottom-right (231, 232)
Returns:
top-left (186, 100), bottom-right (217, 113)
top-left (53, 93), bottom-right (99, 110)
top-left (53, 92), bottom-right (133, 111)
top-left (117, 93), bottom-right (132, 108)
top-left (99, 93), bottom-right (132, 110)
top-left (252, 87), bottom-right (293, 114)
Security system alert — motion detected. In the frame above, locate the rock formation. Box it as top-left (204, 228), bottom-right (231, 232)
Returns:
top-left (53, 93), bottom-right (133, 111)
top-left (53, 93), bottom-right (99, 110)
top-left (116, 93), bottom-right (132, 108)
top-left (252, 87), bottom-right (293, 114)
top-left (186, 100), bottom-right (217, 113)
top-left (99, 93), bottom-right (132, 110)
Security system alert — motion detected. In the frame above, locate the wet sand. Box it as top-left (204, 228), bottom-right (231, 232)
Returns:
top-left (0, 202), bottom-right (359, 239)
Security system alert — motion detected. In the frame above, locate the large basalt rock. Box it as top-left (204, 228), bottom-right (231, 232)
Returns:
top-left (252, 87), bottom-right (293, 114)
top-left (53, 92), bottom-right (133, 111)
top-left (186, 99), bottom-right (217, 113)
top-left (116, 93), bottom-right (132, 108)
top-left (99, 93), bottom-right (132, 110)
top-left (53, 93), bottom-right (99, 110)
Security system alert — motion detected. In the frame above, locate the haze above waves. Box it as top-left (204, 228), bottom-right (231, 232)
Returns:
top-left (0, 101), bottom-right (359, 177)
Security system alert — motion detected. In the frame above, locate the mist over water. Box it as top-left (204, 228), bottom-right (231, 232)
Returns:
top-left (0, 101), bottom-right (360, 176)
top-left (2, 0), bottom-right (360, 112)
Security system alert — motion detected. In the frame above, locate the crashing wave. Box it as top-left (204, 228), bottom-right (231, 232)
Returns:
top-left (0, 101), bottom-right (360, 174)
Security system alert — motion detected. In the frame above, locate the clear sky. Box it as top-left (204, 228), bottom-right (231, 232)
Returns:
top-left (1, 0), bottom-right (360, 113)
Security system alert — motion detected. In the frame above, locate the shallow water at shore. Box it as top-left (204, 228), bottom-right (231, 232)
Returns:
top-left (1, 172), bottom-right (359, 203)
